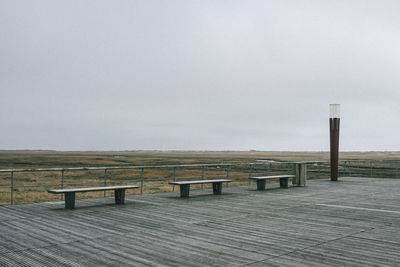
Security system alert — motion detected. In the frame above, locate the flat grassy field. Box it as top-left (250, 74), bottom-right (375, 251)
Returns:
top-left (2, 150), bottom-right (400, 169)
top-left (1, 150), bottom-right (399, 205)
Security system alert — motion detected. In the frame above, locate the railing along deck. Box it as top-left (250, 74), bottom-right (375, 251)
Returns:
top-left (1, 160), bottom-right (399, 205)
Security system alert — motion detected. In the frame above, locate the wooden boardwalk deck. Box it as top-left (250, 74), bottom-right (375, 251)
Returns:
top-left (1, 177), bottom-right (400, 266)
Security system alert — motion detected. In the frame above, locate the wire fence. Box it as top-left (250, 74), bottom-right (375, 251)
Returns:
top-left (0, 160), bottom-right (399, 205)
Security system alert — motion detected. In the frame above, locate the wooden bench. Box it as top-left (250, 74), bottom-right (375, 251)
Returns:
top-left (48, 185), bottom-right (139, 209)
top-left (169, 179), bottom-right (232, 198)
top-left (249, 175), bottom-right (295, 190)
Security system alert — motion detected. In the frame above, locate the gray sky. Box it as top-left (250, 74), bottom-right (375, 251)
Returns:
top-left (1, 0), bottom-right (399, 151)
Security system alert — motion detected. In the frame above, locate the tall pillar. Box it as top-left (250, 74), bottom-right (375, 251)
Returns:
top-left (329, 104), bottom-right (340, 181)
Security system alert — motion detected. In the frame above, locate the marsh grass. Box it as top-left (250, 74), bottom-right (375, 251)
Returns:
top-left (1, 150), bottom-right (399, 205)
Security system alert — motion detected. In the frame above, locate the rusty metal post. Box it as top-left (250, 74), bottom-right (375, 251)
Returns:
top-left (330, 104), bottom-right (340, 181)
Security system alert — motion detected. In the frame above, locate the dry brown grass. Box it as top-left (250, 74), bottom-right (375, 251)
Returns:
top-left (1, 150), bottom-right (399, 205)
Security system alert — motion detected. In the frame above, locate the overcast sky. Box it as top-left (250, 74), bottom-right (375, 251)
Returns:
top-left (1, 0), bottom-right (399, 151)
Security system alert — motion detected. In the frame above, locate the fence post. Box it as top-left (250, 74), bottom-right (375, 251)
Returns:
top-left (10, 171), bottom-right (14, 205)
top-left (201, 166), bottom-right (205, 190)
top-left (226, 167), bottom-right (230, 187)
top-left (248, 164), bottom-right (253, 185)
top-left (140, 168), bottom-right (144, 194)
top-left (172, 167), bottom-right (176, 192)
top-left (104, 169), bottom-right (107, 197)
top-left (349, 162), bottom-right (352, 177)
top-left (370, 161), bottom-right (373, 177)
top-left (61, 169), bottom-right (64, 200)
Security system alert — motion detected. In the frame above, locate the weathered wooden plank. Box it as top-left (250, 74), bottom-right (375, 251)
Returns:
top-left (168, 179), bottom-right (231, 185)
top-left (0, 177), bottom-right (400, 266)
top-left (249, 175), bottom-right (295, 179)
top-left (48, 185), bottom-right (139, 194)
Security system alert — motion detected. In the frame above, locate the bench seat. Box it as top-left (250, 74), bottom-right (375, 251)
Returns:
top-left (169, 179), bottom-right (232, 198)
top-left (48, 185), bottom-right (139, 209)
top-left (249, 175), bottom-right (295, 190)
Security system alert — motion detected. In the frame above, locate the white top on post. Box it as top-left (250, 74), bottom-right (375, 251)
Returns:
top-left (330, 104), bottom-right (340, 118)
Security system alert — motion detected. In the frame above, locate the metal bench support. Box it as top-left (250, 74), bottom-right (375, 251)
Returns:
top-left (280, 177), bottom-right (289, 188)
top-left (212, 182), bottom-right (223, 195)
top-left (180, 184), bottom-right (190, 198)
top-left (115, 189), bottom-right (125, 204)
top-left (256, 179), bottom-right (266, 190)
top-left (65, 192), bottom-right (75, 209)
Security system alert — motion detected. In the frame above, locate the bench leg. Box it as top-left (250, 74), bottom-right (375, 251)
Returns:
top-left (65, 192), bottom-right (75, 209)
top-left (212, 182), bottom-right (223, 195)
top-left (256, 179), bottom-right (266, 190)
top-left (280, 178), bottom-right (289, 188)
top-left (180, 184), bottom-right (190, 198)
top-left (115, 189), bottom-right (126, 204)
